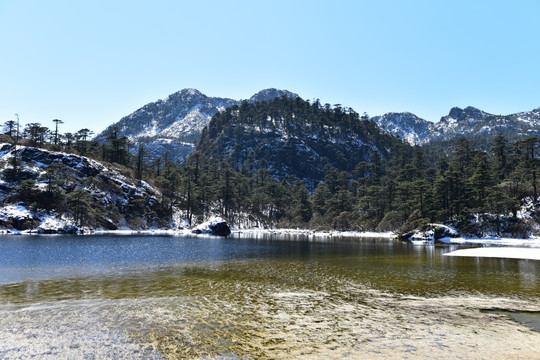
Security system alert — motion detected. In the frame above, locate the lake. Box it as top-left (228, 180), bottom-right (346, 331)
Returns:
top-left (0, 233), bottom-right (538, 359)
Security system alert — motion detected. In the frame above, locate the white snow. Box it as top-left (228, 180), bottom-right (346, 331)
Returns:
top-left (37, 213), bottom-right (75, 231)
top-left (158, 109), bottom-right (210, 138)
top-left (0, 205), bottom-right (32, 221)
top-left (444, 247), bottom-right (540, 261)
top-left (438, 235), bottom-right (540, 247)
top-left (94, 229), bottom-right (185, 236)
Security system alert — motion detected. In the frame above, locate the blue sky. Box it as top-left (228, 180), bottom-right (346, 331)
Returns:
top-left (1, 0), bottom-right (539, 134)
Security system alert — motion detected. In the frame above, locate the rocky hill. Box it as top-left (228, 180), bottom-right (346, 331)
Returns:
top-left (0, 143), bottom-right (171, 232)
top-left (94, 88), bottom-right (298, 162)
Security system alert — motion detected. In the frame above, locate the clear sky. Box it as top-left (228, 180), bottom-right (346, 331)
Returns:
top-left (1, 0), bottom-right (539, 134)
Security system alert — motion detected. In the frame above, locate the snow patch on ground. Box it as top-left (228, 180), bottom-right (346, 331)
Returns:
top-left (0, 205), bottom-right (32, 221)
top-left (444, 247), bottom-right (540, 260)
top-left (87, 228), bottom-right (396, 240)
top-left (438, 235), bottom-right (540, 247)
top-left (94, 229), bottom-right (189, 236)
top-left (36, 213), bottom-right (76, 231)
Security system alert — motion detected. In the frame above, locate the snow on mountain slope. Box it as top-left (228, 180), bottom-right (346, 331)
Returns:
top-left (158, 108), bottom-right (210, 138)
top-left (371, 112), bottom-right (433, 145)
top-left (94, 88), bottom-right (299, 162)
top-left (434, 106), bottom-right (540, 142)
top-left (374, 106), bottom-right (540, 146)
top-left (96, 86), bottom-right (539, 157)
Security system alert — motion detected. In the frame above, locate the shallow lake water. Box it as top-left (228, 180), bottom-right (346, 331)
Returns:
top-left (0, 233), bottom-right (538, 359)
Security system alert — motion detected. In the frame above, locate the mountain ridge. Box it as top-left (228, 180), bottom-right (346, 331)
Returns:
top-left (94, 88), bottom-right (299, 162)
top-left (373, 105), bottom-right (540, 146)
top-left (95, 86), bottom-right (540, 160)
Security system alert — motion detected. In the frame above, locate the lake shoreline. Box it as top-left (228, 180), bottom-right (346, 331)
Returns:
top-left (2, 226), bottom-right (540, 245)
top-left (2, 226), bottom-right (540, 261)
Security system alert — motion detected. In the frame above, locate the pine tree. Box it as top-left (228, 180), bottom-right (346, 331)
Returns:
top-left (52, 119), bottom-right (64, 145)
top-left (491, 134), bottom-right (510, 180)
top-left (136, 145), bottom-right (146, 181)
top-left (469, 152), bottom-right (492, 211)
top-left (3, 120), bottom-right (16, 138)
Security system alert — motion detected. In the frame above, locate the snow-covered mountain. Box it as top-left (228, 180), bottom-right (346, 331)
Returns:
top-left (97, 86), bottom-right (539, 160)
top-left (433, 106), bottom-right (540, 142)
top-left (373, 106), bottom-right (540, 146)
top-left (94, 88), bottom-right (299, 162)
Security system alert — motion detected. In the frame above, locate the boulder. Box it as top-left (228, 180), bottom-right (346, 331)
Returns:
top-left (209, 221), bottom-right (231, 236)
top-left (433, 224), bottom-right (459, 240)
top-left (399, 224), bottom-right (459, 243)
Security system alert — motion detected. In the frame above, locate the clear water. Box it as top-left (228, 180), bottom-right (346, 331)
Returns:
top-left (0, 234), bottom-right (538, 359)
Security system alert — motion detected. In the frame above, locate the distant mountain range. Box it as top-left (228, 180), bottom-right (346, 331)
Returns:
top-left (94, 88), bottom-right (298, 162)
top-left (95, 88), bottom-right (540, 163)
top-left (372, 106), bottom-right (540, 146)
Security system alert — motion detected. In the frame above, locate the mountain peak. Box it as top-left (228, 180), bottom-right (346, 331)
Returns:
top-left (248, 88), bottom-right (299, 103)
top-left (448, 106), bottom-right (464, 119)
top-left (183, 88), bottom-right (203, 96)
top-left (167, 88), bottom-right (206, 100)
top-left (447, 106), bottom-right (489, 121)
top-left (371, 112), bottom-right (433, 145)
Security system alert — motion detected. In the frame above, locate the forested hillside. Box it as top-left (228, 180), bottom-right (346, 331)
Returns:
top-left (197, 96), bottom-right (406, 187)
top-left (0, 144), bottom-right (167, 231)
top-left (180, 98), bottom-right (539, 235)
top-left (172, 134), bottom-right (540, 236)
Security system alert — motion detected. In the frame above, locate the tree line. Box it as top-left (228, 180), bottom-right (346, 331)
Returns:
top-left (1, 119), bottom-right (138, 171)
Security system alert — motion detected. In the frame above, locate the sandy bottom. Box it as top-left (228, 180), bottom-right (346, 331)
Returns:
top-left (1, 289), bottom-right (538, 359)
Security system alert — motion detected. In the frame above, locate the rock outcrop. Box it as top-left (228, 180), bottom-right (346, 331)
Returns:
top-left (0, 144), bottom-right (166, 232)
